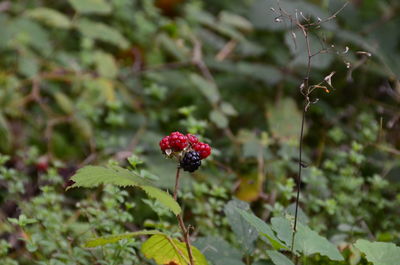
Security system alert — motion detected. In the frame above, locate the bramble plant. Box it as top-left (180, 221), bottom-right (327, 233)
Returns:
top-left (66, 2), bottom-right (400, 265)
top-left (67, 132), bottom-right (212, 265)
top-left (66, 131), bottom-right (400, 265)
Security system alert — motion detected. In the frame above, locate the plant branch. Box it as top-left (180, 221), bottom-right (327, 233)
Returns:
top-left (174, 167), bottom-right (195, 265)
top-left (289, 13), bottom-right (314, 265)
top-left (273, 2), bottom-right (349, 264)
top-left (290, 104), bottom-right (306, 256)
top-left (173, 166), bottom-right (181, 201)
top-left (306, 2), bottom-right (349, 27)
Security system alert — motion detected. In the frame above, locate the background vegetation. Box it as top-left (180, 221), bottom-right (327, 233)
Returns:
top-left (0, 0), bottom-right (399, 264)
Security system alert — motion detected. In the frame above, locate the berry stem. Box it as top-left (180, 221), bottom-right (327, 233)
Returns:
top-left (173, 166), bottom-right (195, 265)
top-left (173, 166), bottom-right (181, 201)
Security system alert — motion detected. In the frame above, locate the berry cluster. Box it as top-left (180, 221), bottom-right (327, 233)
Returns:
top-left (159, 131), bottom-right (211, 172)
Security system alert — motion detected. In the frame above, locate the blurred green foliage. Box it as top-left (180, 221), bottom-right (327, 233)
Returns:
top-left (0, 0), bottom-right (399, 264)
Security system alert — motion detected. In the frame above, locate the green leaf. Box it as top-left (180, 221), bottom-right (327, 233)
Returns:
top-left (214, 259), bottom-right (245, 265)
top-left (219, 11), bottom-right (253, 32)
top-left (54, 92), bottom-right (74, 114)
top-left (127, 154), bottom-right (144, 168)
top-left (187, 8), bottom-right (243, 41)
top-left (93, 51), bottom-right (118, 78)
top-left (77, 19), bottom-right (129, 49)
top-left (26, 8), bottom-right (71, 28)
top-left (194, 236), bottom-right (245, 265)
top-left (18, 51), bottom-right (39, 78)
top-left (190, 74), bottom-right (220, 104)
top-left (224, 200), bottom-right (258, 254)
top-left (237, 62), bottom-right (282, 85)
top-left (8, 18), bottom-right (52, 54)
top-left (68, 166), bottom-right (181, 215)
top-left (210, 109), bottom-right (228, 128)
top-left (295, 223), bottom-right (343, 260)
top-left (220, 102), bottom-right (237, 116)
top-left (8, 214), bottom-right (37, 227)
top-left (158, 34), bottom-right (187, 61)
top-left (141, 185), bottom-right (181, 216)
top-left (141, 234), bottom-right (208, 265)
top-left (69, 0), bottom-right (112, 14)
top-left (84, 230), bottom-right (162, 248)
top-left (267, 98), bottom-right (305, 141)
top-left (73, 116), bottom-right (93, 139)
top-left (67, 166), bottom-right (148, 190)
top-left (285, 204), bottom-right (309, 224)
top-left (271, 217), bottom-right (344, 261)
top-left (354, 239), bottom-right (400, 265)
top-left (270, 217), bottom-right (294, 250)
top-left (139, 169), bottom-right (160, 181)
top-left (267, 250), bottom-right (295, 265)
top-left (236, 208), bottom-right (287, 250)
top-left (207, 61), bottom-right (281, 85)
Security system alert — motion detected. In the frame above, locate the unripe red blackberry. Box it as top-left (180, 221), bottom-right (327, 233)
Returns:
top-left (169, 132), bottom-right (188, 151)
top-left (193, 142), bottom-right (211, 159)
top-left (180, 151), bottom-right (201, 172)
top-left (37, 156), bottom-right (49, 172)
top-left (159, 136), bottom-right (171, 152)
top-left (186, 134), bottom-right (199, 145)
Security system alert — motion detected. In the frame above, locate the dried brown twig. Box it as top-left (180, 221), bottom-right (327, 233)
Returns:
top-left (271, 1), bottom-right (351, 263)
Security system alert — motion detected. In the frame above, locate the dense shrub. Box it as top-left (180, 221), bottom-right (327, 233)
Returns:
top-left (0, 0), bottom-right (399, 264)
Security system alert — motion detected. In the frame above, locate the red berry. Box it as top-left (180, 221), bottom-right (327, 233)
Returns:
top-left (159, 136), bottom-right (171, 151)
top-left (193, 142), bottom-right (211, 159)
top-left (186, 134), bottom-right (199, 145)
top-left (37, 156), bottom-right (49, 172)
top-left (169, 132), bottom-right (188, 151)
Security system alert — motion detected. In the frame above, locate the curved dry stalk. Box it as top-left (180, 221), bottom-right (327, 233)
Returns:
top-left (273, 2), bottom-right (350, 264)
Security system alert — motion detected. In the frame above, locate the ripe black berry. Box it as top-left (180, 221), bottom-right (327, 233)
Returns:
top-left (180, 151), bottom-right (201, 172)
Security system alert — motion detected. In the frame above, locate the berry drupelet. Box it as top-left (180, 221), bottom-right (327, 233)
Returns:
top-left (159, 136), bottom-right (171, 152)
top-left (186, 134), bottom-right (199, 145)
top-left (180, 151), bottom-right (202, 172)
top-left (169, 132), bottom-right (188, 151)
top-left (193, 142), bottom-right (211, 159)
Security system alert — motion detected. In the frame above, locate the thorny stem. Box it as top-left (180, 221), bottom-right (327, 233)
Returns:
top-left (174, 167), bottom-right (195, 265)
